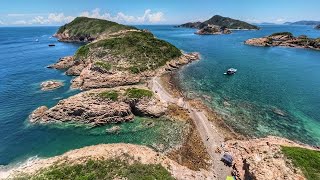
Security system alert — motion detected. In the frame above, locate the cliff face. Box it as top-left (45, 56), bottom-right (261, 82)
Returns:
top-left (178, 15), bottom-right (259, 30)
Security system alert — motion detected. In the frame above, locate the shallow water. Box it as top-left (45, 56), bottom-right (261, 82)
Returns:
top-left (138, 25), bottom-right (320, 146)
top-left (0, 27), bottom-right (186, 165)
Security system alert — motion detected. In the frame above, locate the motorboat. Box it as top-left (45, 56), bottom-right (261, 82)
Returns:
top-left (48, 44), bottom-right (56, 47)
top-left (224, 68), bottom-right (237, 75)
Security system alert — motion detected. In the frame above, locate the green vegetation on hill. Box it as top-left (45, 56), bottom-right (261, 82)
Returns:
top-left (99, 90), bottom-right (119, 101)
top-left (201, 15), bottom-right (259, 29)
top-left (57, 17), bottom-right (136, 38)
top-left (95, 61), bottom-right (112, 71)
top-left (178, 15), bottom-right (259, 30)
top-left (282, 146), bottom-right (320, 180)
top-left (270, 32), bottom-right (293, 37)
top-left (75, 45), bottom-right (90, 59)
top-left (126, 88), bottom-right (153, 99)
top-left (15, 159), bottom-right (174, 180)
top-left (76, 31), bottom-right (182, 72)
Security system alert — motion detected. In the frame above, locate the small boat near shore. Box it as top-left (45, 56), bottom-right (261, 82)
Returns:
top-left (224, 68), bottom-right (237, 75)
top-left (48, 44), bottom-right (55, 47)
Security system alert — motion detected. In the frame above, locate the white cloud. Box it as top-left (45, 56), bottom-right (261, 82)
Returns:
top-left (80, 8), bottom-right (165, 24)
top-left (27, 13), bottom-right (75, 25)
top-left (8, 8), bottom-right (165, 25)
top-left (0, 20), bottom-right (4, 25)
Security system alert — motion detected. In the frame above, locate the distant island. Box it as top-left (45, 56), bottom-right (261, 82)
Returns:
top-left (245, 32), bottom-right (320, 50)
top-left (285, 20), bottom-right (320, 26)
top-left (177, 15), bottom-right (259, 35)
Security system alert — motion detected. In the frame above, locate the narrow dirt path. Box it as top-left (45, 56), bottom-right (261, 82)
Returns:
top-left (151, 77), bottom-right (231, 180)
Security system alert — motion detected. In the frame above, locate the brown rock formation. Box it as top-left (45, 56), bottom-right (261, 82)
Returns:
top-left (29, 88), bottom-right (167, 126)
top-left (222, 136), bottom-right (312, 180)
top-left (47, 56), bottom-right (74, 69)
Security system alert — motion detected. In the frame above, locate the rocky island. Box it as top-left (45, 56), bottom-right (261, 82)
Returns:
top-left (245, 32), bottom-right (320, 50)
top-left (177, 15), bottom-right (259, 35)
top-left (40, 80), bottom-right (63, 91)
top-left (31, 17), bottom-right (200, 126)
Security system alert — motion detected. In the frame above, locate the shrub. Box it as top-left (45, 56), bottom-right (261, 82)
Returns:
top-left (16, 159), bottom-right (175, 180)
top-left (125, 88), bottom-right (153, 99)
top-left (75, 45), bottom-right (89, 59)
top-left (282, 146), bottom-right (320, 180)
top-left (99, 90), bottom-right (119, 101)
top-left (95, 61), bottom-right (112, 71)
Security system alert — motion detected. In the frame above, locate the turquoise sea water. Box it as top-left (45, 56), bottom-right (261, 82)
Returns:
top-left (138, 25), bottom-right (320, 146)
top-left (1, 25), bottom-right (320, 165)
top-left (0, 27), bottom-right (186, 165)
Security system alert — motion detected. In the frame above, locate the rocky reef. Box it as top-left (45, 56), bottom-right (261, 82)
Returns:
top-left (245, 32), bottom-right (320, 50)
top-left (30, 87), bottom-right (167, 126)
top-left (40, 80), bottom-right (63, 91)
top-left (315, 24), bottom-right (320, 30)
top-left (177, 15), bottom-right (259, 35)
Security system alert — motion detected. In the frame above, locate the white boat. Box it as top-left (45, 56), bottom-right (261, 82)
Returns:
top-left (224, 68), bottom-right (237, 75)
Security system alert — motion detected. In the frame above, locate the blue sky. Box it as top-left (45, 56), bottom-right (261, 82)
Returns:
top-left (0, 0), bottom-right (319, 26)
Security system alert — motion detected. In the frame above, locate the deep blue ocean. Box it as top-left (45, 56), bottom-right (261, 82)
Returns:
top-left (0, 25), bottom-right (319, 165)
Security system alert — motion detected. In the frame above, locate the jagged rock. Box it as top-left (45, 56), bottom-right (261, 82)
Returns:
top-left (40, 80), bottom-right (63, 91)
top-left (65, 64), bottom-right (86, 76)
top-left (30, 90), bottom-right (134, 126)
top-left (29, 106), bottom-right (48, 123)
top-left (223, 136), bottom-right (308, 180)
top-left (71, 64), bottom-right (142, 90)
top-left (30, 88), bottom-right (167, 126)
top-left (134, 98), bottom-right (167, 117)
top-left (47, 56), bottom-right (74, 69)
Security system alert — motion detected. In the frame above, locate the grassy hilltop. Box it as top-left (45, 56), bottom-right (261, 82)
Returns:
top-left (57, 17), bottom-right (135, 39)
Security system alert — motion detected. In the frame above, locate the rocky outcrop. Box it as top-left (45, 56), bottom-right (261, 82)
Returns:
top-left (245, 32), bottom-right (320, 50)
top-left (29, 106), bottom-right (48, 123)
top-left (53, 52), bottom-right (200, 90)
top-left (195, 25), bottom-right (231, 35)
top-left (222, 136), bottom-right (312, 180)
top-left (40, 80), bottom-right (63, 91)
top-left (47, 56), bottom-right (74, 69)
top-left (71, 64), bottom-right (142, 90)
top-left (315, 24), bottom-right (320, 30)
top-left (29, 87), bottom-right (167, 126)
